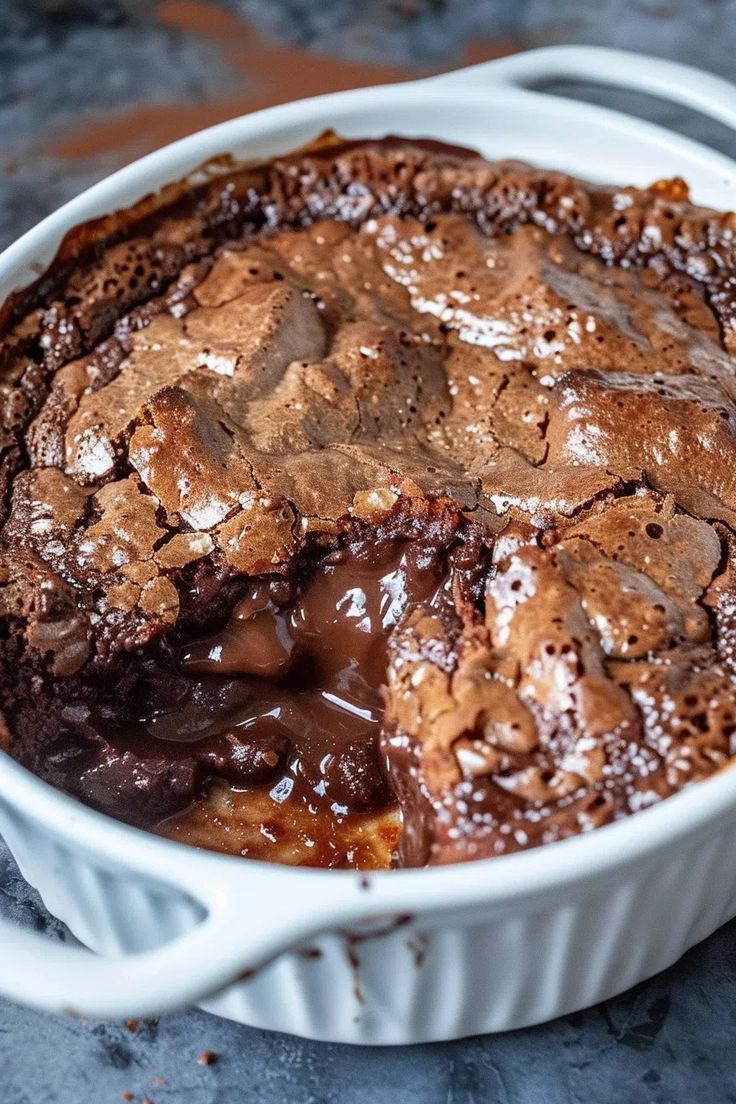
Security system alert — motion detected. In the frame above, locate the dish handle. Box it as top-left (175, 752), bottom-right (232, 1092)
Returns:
top-left (0, 865), bottom-right (368, 1019)
top-left (431, 45), bottom-right (736, 134)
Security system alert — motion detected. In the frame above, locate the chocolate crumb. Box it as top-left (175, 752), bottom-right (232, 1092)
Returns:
top-left (298, 946), bottom-right (323, 960)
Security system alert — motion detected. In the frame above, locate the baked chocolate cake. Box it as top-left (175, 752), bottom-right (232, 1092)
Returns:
top-left (2, 133), bottom-right (736, 868)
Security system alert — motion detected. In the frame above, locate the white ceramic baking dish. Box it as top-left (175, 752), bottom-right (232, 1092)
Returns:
top-left (2, 45), bottom-right (736, 1045)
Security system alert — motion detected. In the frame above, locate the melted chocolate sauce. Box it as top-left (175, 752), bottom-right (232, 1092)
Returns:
top-left (60, 531), bottom-right (453, 860)
top-left (176, 536), bottom-right (446, 811)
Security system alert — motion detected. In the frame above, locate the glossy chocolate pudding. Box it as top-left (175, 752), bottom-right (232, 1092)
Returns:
top-left (2, 134), bottom-right (736, 867)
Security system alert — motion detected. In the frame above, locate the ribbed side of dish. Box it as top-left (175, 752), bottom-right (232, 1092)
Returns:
top-left (2, 791), bottom-right (734, 1043)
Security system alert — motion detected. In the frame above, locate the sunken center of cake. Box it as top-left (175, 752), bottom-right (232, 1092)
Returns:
top-left (3, 137), bottom-right (736, 868)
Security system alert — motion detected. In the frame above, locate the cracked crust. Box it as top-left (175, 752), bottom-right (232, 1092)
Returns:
top-left (383, 496), bottom-right (731, 865)
top-left (2, 135), bottom-right (736, 866)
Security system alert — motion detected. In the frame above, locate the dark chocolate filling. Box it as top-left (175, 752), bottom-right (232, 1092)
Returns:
top-left (34, 510), bottom-right (479, 857)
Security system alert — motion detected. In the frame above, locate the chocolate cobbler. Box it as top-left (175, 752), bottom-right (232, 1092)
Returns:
top-left (2, 134), bottom-right (736, 868)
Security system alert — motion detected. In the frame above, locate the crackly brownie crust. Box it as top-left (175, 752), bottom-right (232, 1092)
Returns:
top-left (2, 134), bottom-right (736, 867)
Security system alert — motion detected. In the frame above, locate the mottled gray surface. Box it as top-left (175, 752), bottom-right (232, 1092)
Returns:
top-left (3, 2), bottom-right (736, 1100)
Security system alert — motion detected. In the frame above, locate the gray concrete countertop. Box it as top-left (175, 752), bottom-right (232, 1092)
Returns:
top-left (2, 2), bottom-right (736, 1100)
